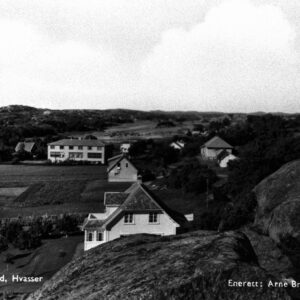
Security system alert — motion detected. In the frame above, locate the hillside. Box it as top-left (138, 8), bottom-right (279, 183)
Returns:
top-left (28, 231), bottom-right (290, 300)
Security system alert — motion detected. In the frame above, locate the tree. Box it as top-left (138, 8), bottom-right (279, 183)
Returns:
top-left (167, 158), bottom-right (218, 194)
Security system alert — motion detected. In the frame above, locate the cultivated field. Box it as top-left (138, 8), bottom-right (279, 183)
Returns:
top-left (65, 120), bottom-right (195, 142)
top-left (0, 164), bottom-right (205, 219)
top-left (0, 164), bottom-right (131, 218)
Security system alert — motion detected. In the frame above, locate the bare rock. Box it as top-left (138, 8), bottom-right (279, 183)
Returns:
top-left (28, 231), bottom-right (290, 300)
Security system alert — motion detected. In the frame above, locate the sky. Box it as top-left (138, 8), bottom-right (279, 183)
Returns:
top-left (0, 0), bottom-right (300, 112)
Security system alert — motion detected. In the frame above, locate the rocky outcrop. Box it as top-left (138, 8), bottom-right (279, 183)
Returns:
top-left (28, 231), bottom-right (290, 300)
top-left (243, 228), bottom-right (294, 279)
top-left (253, 160), bottom-right (300, 267)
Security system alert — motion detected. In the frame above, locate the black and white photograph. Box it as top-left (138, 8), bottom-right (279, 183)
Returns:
top-left (0, 0), bottom-right (299, 299)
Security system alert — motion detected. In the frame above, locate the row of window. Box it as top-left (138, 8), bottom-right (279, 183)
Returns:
top-left (124, 212), bottom-right (158, 224)
top-left (86, 213), bottom-right (159, 242)
top-left (49, 152), bottom-right (102, 159)
top-left (50, 145), bottom-right (103, 151)
top-left (87, 231), bottom-right (103, 242)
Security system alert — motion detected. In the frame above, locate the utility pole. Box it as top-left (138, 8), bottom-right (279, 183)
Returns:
top-left (206, 178), bottom-right (209, 208)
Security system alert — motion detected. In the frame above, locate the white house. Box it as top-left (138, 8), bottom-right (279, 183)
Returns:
top-left (217, 150), bottom-right (238, 168)
top-left (200, 136), bottom-right (233, 160)
top-left (107, 154), bottom-right (138, 182)
top-left (48, 139), bottom-right (105, 164)
top-left (120, 143), bottom-right (131, 154)
top-left (82, 182), bottom-right (188, 251)
top-left (170, 141), bottom-right (185, 150)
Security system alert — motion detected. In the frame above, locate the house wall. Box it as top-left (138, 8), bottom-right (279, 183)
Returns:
top-left (201, 147), bottom-right (232, 160)
top-left (84, 229), bottom-right (108, 251)
top-left (219, 154), bottom-right (237, 168)
top-left (107, 212), bottom-right (178, 241)
top-left (108, 158), bottom-right (138, 182)
top-left (48, 145), bottom-right (105, 164)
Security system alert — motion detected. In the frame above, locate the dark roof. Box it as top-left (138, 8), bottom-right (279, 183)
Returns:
top-left (107, 154), bottom-right (123, 162)
top-left (105, 192), bottom-right (129, 206)
top-left (48, 139), bottom-right (105, 147)
top-left (15, 142), bottom-right (36, 152)
top-left (139, 184), bottom-right (188, 227)
top-left (122, 185), bottom-right (161, 210)
top-left (217, 149), bottom-right (230, 161)
top-left (103, 183), bottom-right (187, 230)
top-left (202, 136), bottom-right (233, 149)
top-left (107, 155), bottom-right (137, 172)
top-left (82, 218), bottom-right (106, 230)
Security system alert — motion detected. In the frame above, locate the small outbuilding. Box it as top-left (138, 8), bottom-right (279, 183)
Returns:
top-left (200, 136), bottom-right (233, 160)
top-left (217, 150), bottom-right (238, 168)
top-left (107, 154), bottom-right (138, 182)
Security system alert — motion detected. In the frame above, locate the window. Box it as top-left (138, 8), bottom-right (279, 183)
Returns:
top-left (87, 231), bottom-right (93, 241)
top-left (69, 146), bottom-right (74, 150)
top-left (125, 163), bottom-right (128, 168)
top-left (78, 146), bottom-right (83, 150)
top-left (97, 232), bottom-right (103, 241)
top-left (59, 146), bottom-right (64, 150)
top-left (149, 212), bottom-right (158, 223)
top-left (88, 146), bottom-right (92, 150)
top-left (50, 145), bottom-right (55, 149)
top-left (97, 146), bottom-right (102, 150)
top-left (124, 213), bottom-right (133, 224)
top-left (69, 152), bottom-right (83, 159)
top-left (88, 153), bottom-right (102, 159)
top-left (50, 152), bottom-right (63, 158)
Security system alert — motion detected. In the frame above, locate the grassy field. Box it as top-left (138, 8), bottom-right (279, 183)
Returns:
top-left (0, 165), bottom-right (131, 218)
top-left (0, 236), bottom-right (83, 295)
top-left (65, 120), bottom-right (195, 142)
top-left (0, 164), bottom-right (207, 219)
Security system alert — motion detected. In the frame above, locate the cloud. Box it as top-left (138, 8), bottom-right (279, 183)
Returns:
top-left (140, 0), bottom-right (300, 112)
top-left (0, 0), bottom-right (299, 112)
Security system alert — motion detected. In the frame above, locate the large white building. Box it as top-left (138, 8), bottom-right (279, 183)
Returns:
top-left (82, 182), bottom-right (188, 251)
top-left (48, 139), bottom-right (106, 164)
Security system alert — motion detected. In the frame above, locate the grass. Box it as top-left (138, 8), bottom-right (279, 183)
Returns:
top-left (0, 236), bottom-right (83, 295)
top-left (65, 120), bottom-right (195, 142)
top-left (0, 165), bottom-right (131, 218)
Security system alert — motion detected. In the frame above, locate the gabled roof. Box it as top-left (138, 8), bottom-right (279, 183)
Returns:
top-left (107, 154), bottom-right (137, 173)
top-left (48, 139), bottom-right (105, 147)
top-left (104, 192), bottom-right (129, 206)
top-left (170, 141), bottom-right (184, 149)
top-left (82, 218), bottom-right (106, 230)
top-left (217, 149), bottom-right (230, 161)
top-left (202, 136), bottom-right (233, 149)
top-left (15, 142), bottom-right (36, 153)
top-left (100, 183), bottom-right (187, 231)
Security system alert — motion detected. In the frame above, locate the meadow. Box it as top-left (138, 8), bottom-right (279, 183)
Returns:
top-left (65, 120), bottom-right (195, 142)
top-left (0, 164), bottom-right (131, 218)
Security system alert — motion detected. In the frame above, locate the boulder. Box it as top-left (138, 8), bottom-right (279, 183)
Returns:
top-left (253, 160), bottom-right (300, 265)
top-left (28, 231), bottom-right (290, 300)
